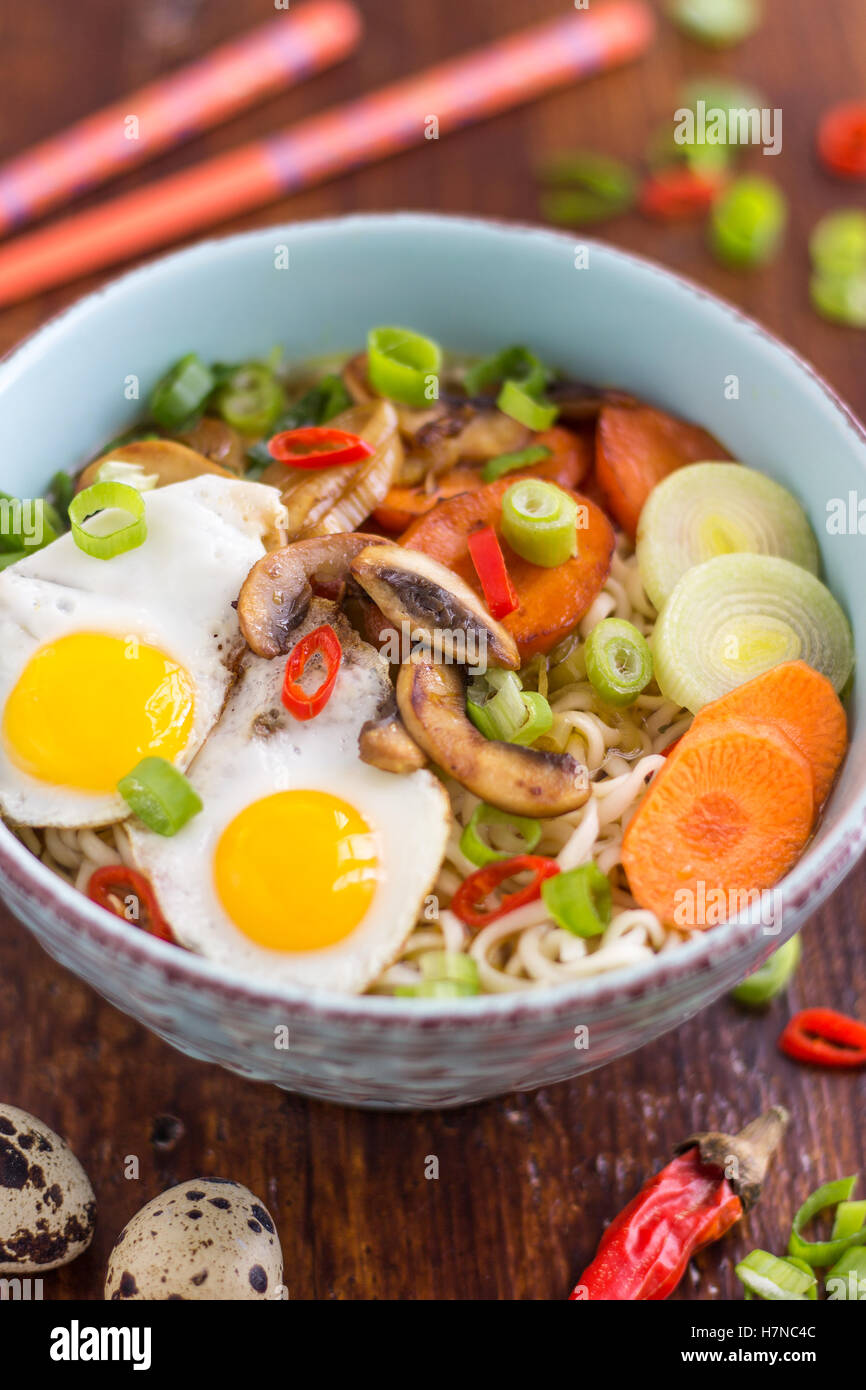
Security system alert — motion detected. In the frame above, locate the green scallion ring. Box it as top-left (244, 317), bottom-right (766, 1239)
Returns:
top-left (511, 691), bottom-right (554, 746)
top-left (460, 803), bottom-right (542, 867)
top-left (788, 1176), bottom-right (866, 1268)
top-left (826, 1247), bottom-right (866, 1300)
top-left (731, 934), bottom-right (801, 1006)
top-left (149, 352), bottom-right (215, 429)
top-left (215, 363), bottom-right (285, 436)
top-left (810, 271), bottom-right (866, 328)
top-left (69, 481), bottom-right (147, 561)
top-left (482, 444), bottom-right (552, 484)
top-left (541, 863), bottom-right (612, 938)
top-left (810, 210), bottom-right (866, 278)
top-left (667, 0), bottom-right (761, 49)
top-left (367, 326), bottom-right (442, 407)
top-left (463, 345), bottom-right (549, 398)
top-left (708, 176), bottom-right (787, 269)
top-left (418, 951), bottom-right (480, 990)
top-left (734, 1249), bottom-right (816, 1302)
top-left (117, 755), bottom-right (203, 837)
top-left (501, 479), bottom-right (577, 567)
top-left (831, 1201), bottom-right (866, 1241)
top-left (466, 670), bottom-right (527, 742)
top-left (496, 379), bottom-right (559, 431)
top-left (584, 618), bottom-right (653, 707)
top-left (394, 978), bottom-right (478, 998)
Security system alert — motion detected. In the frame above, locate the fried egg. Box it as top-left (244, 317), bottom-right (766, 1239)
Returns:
top-left (0, 476), bottom-right (285, 827)
top-left (123, 602), bottom-right (451, 994)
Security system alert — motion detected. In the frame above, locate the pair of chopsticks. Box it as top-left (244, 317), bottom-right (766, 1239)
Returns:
top-left (0, 1), bottom-right (655, 309)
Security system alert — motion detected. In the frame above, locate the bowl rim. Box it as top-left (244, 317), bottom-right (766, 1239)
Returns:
top-left (1, 209), bottom-right (865, 1027)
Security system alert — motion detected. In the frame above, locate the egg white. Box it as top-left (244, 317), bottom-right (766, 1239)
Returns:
top-left (123, 602), bottom-right (451, 994)
top-left (0, 476), bottom-right (286, 827)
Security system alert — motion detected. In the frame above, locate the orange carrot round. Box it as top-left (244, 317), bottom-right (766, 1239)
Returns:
top-left (687, 661), bottom-right (847, 809)
top-left (402, 475), bottom-right (615, 660)
top-left (621, 718), bottom-right (814, 927)
top-left (595, 403), bottom-right (730, 538)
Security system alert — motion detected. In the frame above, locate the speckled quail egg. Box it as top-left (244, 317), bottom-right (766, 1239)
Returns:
top-left (0, 475), bottom-right (285, 828)
top-left (104, 1178), bottom-right (282, 1300)
top-left (0, 1103), bottom-right (96, 1273)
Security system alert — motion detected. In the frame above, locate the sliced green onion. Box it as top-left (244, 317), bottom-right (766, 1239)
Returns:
top-left (667, 0), bottom-right (762, 49)
top-left (651, 553), bottom-right (854, 713)
top-left (826, 1247), bottom-right (866, 1299)
top-left (636, 463), bottom-right (819, 610)
top-left (467, 669), bottom-right (528, 742)
top-left (460, 803), bottom-right (542, 867)
top-left (538, 152), bottom-right (636, 227)
top-left (0, 550), bottom-right (27, 570)
top-left (497, 379), bottom-right (559, 431)
top-left (735, 1249), bottom-right (816, 1301)
top-left (464, 345), bottom-right (548, 398)
top-left (731, 934), bottom-right (801, 1006)
top-left (510, 691), bottom-right (554, 746)
top-left (395, 978), bottom-right (478, 998)
top-left (96, 459), bottom-right (159, 492)
top-left (482, 444), bottom-right (552, 484)
top-left (418, 951), bottom-right (480, 990)
top-left (367, 326), bottom-right (441, 407)
top-left (0, 492), bottom-right (60, 553)
top-left (149, 353), bottom-right (215, 429)
top-left (831, 1200), bottom-right (866, 1241)
top-left (788, 1176), bottom-right (866, 1268)
top-left (117, 755), bottom-right (202, 837)
top-left (542, 863), bottom-right (612, 938)
top-left (49, 470), bottom-right (75, 518)
top-left (501, 479), bottom-right (577, 567)
top-left (584, 618), bottom-right (653, 708)
top-left (709, 176), bottom-right (787, 269)
top-left (68, 481), bottom-right (147, 561)
top-left (214, 363), bottom-right (285, 435)
top-left (810, 271), bottom-right (866, 329)
top-left (810, 210), bottom-right (866, 278)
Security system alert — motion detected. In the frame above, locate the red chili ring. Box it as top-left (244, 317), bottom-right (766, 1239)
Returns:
top-left (817, 102), bottom-right (866, 179)
top-left (467, 524), bottom-right (519, 620)
top-left (450, 854), bottom-right (560, 930)
top-left (267, 426), bottom-right (375, 469)
top-left (779, 1007), bottom-right (866, 1069)
top-left (281, 623), bottom-right (343, 722)
top-left (87, 864), bottom-right (174, 942)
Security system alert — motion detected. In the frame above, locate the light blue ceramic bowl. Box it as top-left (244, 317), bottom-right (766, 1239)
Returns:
top-left (1, 214), bottom-right (864, 1109)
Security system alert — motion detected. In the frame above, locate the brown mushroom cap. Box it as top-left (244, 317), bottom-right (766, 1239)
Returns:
top-left (77, 439), bottom-right (233, 492)
top-left (350, 542), bottom-right (519, 671)
top-left (397, 660), bottom-right (589, 817)
top-left (238, 532), bottom-right (388, 658)
top-left (359, 712), bottom-right (427, 774)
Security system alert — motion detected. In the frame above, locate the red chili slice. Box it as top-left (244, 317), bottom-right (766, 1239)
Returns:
top-left (268, 426), bottom-right (375, 469)
top-left (282, 623), bottom-right (342, 721)
top-left (450, 854), bottom-right (560, 929)
top-left (817, 102), bottom-right (866, 178)
top-left (639, 168), bottom-right (724, 220)
top-left (779, 1008), bottom-right (866, 1068)
top-left (87, 864), bottom-right (174, 942)
top-left (467, 524), bottom-right (519, 620)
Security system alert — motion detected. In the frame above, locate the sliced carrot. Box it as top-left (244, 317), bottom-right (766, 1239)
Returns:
top-left (595, 403), bottom-right (731, 538)
top-left (402, 476), bottom-right (615, 660)
top-left (687, 661), bottom-right (847, 809)
top-left (622, 717), bottom-right (814, 927)
top-left (372, 426), bottom-right (592, 533)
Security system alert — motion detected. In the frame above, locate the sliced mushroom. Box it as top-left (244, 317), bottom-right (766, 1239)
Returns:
top-left (238, 532), bottom-right (388, 658)
top-left (176, 416), bottom-right (248, 472)
top-left (397, 660), bottom-right (589, 817)
top-left (260, 401), bottom-right (403, 539)
top-left (350, 543), bottom-right (519, 671)
top-left (405, 405), bottom-right (531, 482)
top-left (77, 439), bottom-right (233, 492)
top-left (359, 712), bottom-right (427, 774)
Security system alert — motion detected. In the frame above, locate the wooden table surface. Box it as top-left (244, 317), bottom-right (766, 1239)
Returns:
top-left (0, 0), bottom-right (864, 1301)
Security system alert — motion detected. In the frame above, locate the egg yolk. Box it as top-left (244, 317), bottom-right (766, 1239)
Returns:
top-left (2, 632), bottom-right (195, 792)
top-left (214, 790), bottom-right (379, 951)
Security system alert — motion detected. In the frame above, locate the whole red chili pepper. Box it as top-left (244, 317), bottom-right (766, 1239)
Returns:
top-left (779, 1008), bottom-right (866, 1069)
top-left (570, 1107), bottom-right (789, 1301)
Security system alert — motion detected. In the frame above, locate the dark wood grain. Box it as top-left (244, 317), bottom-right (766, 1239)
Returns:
top-left (0, 0), bottom-right (864, 1301)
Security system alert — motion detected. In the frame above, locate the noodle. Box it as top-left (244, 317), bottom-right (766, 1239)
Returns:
top-left (8, 544), bottom-right (693, 996)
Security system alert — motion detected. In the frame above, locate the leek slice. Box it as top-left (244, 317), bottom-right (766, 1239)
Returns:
top-left (637, 463), bottom-right (819, 610)
top-left (651, 553), bottom-right (854, 713)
